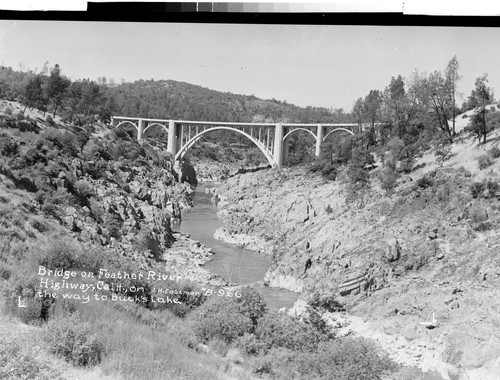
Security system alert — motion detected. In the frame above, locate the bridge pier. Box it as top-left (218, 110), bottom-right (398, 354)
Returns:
top-left (137, 119), bottom-right (145, 141)
top-left (273, 123), bottom-right (284, 168)
top-left (167, 120), bottom-right (177, 156)
top-left (283, 138), bottom-right (289, 165)
top-left (315, 124), bottom-right (323, 157)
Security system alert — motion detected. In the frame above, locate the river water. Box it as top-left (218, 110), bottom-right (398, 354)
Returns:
top-left (176, 183), bottom-right (298, 310)
top-left (177, 184), bottom-right (447, 380)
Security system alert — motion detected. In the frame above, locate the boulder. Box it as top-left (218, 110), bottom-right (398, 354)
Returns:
top-left (384, 238), bottom-right (401, 262)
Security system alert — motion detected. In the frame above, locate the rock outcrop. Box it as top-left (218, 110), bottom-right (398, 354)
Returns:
top-left (212, 166), bottom-right (500, 379)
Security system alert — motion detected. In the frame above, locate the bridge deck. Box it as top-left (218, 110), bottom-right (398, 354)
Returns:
top-left (111, 116), bottom-right (359, 128)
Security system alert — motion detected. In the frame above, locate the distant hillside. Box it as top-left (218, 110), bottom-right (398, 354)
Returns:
top-left (104, 79), bottom-right (353, 123)
top-left (0, 66), bottom-right (353, 124)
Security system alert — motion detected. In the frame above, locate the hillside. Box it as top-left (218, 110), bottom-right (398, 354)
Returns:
top-left (0, 66), bottom-right (353, 125)
top-left (213, 125), bottom-right (500, 380)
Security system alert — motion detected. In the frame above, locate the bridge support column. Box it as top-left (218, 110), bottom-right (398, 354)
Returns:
top-left (137, 119), bottom-right (145, 141)
top-left (177, 125), bottom-right (184, 156)
top-left (273, 123), bottom-right (284, 168)
top-left (167, 120), bottom-right (177, 156)
top-left (315, 124), bottom-right (323, 157)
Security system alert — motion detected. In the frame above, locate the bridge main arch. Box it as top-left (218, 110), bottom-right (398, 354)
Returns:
top-left (175, 126), bottom-right (274, 166)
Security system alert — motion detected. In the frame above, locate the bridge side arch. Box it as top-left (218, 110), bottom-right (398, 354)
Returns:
top-left (175, 126), bottom-right (274, 166)
top-left (322, 128), bottom-right (354, 141)
top-left (143, 122), bottom-right (170, 135)
top-left (114, 120), bottom-right (139, 131)
top-left (283, 127), bottom-right (317, 142)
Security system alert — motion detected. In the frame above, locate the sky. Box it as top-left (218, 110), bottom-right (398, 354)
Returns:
top-left (1, 20), bottom-right (500, 112)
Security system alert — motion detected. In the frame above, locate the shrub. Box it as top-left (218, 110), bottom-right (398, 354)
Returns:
top-left (158, 281), bottom-right (206, 317)
top-left (435, 180), bottom-right (451, 203)
top-left (486, 180), bottom-right (499, 198)
top-left (308, 161), bottom-right (325, 173)
top-left (294, 338), bottom-right (397, 380)
top-left (0, 338), bottom-right (61, 380)
top-left (252, 347), bottom-right (298, 377)
top-left (39, 237), bottom-right (80, 271)
top-left (321, 163), bottom-right (338, 181)
top-left (470, 182), bottom-right (485, 198)
top-left (44, 313), bottom-right (104, 366)
top-left (72, 179), bottom-right (95, 198)
top-left (189, 296), bottom-right (252, 343)
top-left (477, 154), bottom-right (493, 170)
top-left (105, 212), bottom-right (122, 239)
top-left (470, 180), bottom-right (500, 199)
top-left (469, 202), bottom-right (491, 231)
top-left (2, 271), bottom-right (44, 324)
top-left (252, 312), bottom-right (325, 355)
top-left (305, 307), bottom-right (336, 340)
top-left (378, 166), bottom-right (398, 195)
top-left (308, 293), bottom-right (345, 313)
top-left (4, 106), bottom-right (13, 115)
top-left (233, 287), bottom-right (267, 327)
top-left (488, 145), bottom-right (500, 159)
top-left (89, 197), bottom-right (105, 222)
top-left (435, 144), bottom-right (453, 163)
top-left (416, 174), bottom-right (434, 189)
top-left (46, 114), bottom-right (55, 125)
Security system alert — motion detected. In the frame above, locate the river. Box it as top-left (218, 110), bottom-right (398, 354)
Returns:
top-left (176, 183), bottom-right (299, 310)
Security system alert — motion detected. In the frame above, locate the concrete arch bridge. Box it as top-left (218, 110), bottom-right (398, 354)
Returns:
top-left (111, 116), bottom-right (361, 168)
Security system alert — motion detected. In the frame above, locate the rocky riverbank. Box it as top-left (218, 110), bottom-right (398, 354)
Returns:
top-left (211, 164), bottom-right (500, 380)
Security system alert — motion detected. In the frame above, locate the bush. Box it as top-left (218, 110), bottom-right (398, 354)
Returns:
top-left (321, 163), bottom-right (338, 181)
top-left (435, 144), bottom-right (453, 163)
top-left (486, 180), bottom-right (499, 198)
top-left (39, 237), bottom-right (80, 271)
top-left (308, 293), bottom-right (345, 313)
top-left (250, 337), bottom-right (396, 380)
top-left (477, 154), bottom-right (493, 170)
top-left (233, 287), bottom-right (267, 327)
top-left (0, 338), bottom-right (61, 380)
top-left (470, 180), bottom-right (499, 199)
top-left (435, 180), bottom-right (451, 203)
top-left (470, 182), bottom-right (485, 198)
top-left (378, 166), bottom-right (398, 195)
top-left (416, 174), bottom-right (434, 189)
top-left (2, 271), bottom-right (44, 324)
top-left (158, 281), bottom-right (206, 317)
top-left (468, 202), bottom-right (491, 231)
top-left (252, 312), bottom-right (325, 355)
top-left (488, 145), bottom-right (500, 159)
top-left (105, 212), bottom-right (122, 239)
top-left (189, 296), bottom-right (252, 343)
top-left (44, 313), bottom-right (104, 366)
top-left (308, 161), bottom-right (325, 173)
top-left (294, 338), bottom-right (397, 380)
top-left (42, 128), bottom-right (79, 157)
